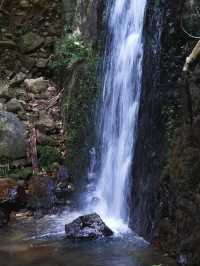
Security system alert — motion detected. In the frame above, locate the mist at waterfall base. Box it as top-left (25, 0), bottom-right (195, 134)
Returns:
top-left (84, 0), bottom-right (146, 233)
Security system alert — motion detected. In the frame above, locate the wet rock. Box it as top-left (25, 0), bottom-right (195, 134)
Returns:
top-left (20, 32), bottom-right (44, 53)
top-left (0, 112), bottom-right (27, 159)
top-left (65, 213), bottom-right (113, 239)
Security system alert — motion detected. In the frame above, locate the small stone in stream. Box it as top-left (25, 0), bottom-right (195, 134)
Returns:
top-left (65, 213), bottom-right (113, 239)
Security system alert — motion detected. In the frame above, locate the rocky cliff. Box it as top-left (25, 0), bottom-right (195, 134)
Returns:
top-left (131, 1), bottom-right (200, 265)
top-left (0, 0), bottom-right (103, 215)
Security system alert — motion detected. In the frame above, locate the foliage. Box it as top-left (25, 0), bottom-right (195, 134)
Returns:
top-left (0, 161), bottom-right (32, 180)
top-left (48, 35), bottom-right (91, 76)
top-left (61, 56), bottom-right (98, 177)
top-left (38, 145), bottom-right (62, 170)
top-left (48, 31), bottom-right (99, 178)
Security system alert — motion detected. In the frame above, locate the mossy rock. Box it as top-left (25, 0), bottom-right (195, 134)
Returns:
top-left (61, 56), bottom-right (98, 180)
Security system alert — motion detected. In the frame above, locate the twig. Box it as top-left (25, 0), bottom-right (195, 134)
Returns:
top-left (183, 40), bottom-right (200, 72)
top-left (45, 89), bottom-right (64, 110)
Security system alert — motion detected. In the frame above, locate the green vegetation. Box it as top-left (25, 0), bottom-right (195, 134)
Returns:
top-left (0, 161), bottom-right (32, 180)
top-left (48, 30), bottom-right (99, 178)
top-left (38, 145), bottom-right (62, 170)
top-left (61, 55), bottom-right (98, 178)
top-left (48, 35), bottom-right (92, 77)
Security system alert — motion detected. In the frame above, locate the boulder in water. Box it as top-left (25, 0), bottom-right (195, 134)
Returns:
top-left (65, 213), bottom-right (113, 239)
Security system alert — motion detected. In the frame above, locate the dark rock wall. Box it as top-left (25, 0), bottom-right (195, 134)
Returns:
top-left (130, 0), bottom-right (165, 238)
top-left (131, 0), bottom-right (200, 265)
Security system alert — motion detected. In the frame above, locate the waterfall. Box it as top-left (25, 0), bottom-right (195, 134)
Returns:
top-left (86, 0), bottom-right (147, 231)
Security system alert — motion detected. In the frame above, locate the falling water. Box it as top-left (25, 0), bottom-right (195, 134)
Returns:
top-left (86, 0), bottom-right (147, 231)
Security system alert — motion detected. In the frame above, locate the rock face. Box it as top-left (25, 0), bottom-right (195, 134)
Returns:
top-left (130, 1), bottom-right (200, 265)
top-left (65, 213), bottom-right (113, 239)
top-left (63, 0), bottom-right (102, 42)
top-left (0, 112), bottom-right (27, 159)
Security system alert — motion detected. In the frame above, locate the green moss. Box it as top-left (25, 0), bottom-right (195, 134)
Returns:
top-left (61, 55), bottom-right (98, 178)
top-left (0, 163), bottom-right (32, 180)
top-left (8, 167), bottom-right (32, 180)
top-left (48, 28), bottom-right (99, 179)
top-left (38, 145), bottom-right (62, 170)
top-left (48, 36), bottom-right (92, 80)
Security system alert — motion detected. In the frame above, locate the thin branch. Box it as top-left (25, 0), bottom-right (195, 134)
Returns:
top-left (183, 40), bottom-right (200, 72)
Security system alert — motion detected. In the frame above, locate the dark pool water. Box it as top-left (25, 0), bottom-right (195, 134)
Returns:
top-left (0, 211), bottom-right (175, 266)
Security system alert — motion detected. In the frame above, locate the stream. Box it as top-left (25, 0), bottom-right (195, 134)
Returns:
top-left (0, 210), bottom-right (175, 266)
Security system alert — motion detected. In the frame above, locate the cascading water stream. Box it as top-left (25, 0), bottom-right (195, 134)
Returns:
top-left (86, 0), bottom-right (147, 232)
